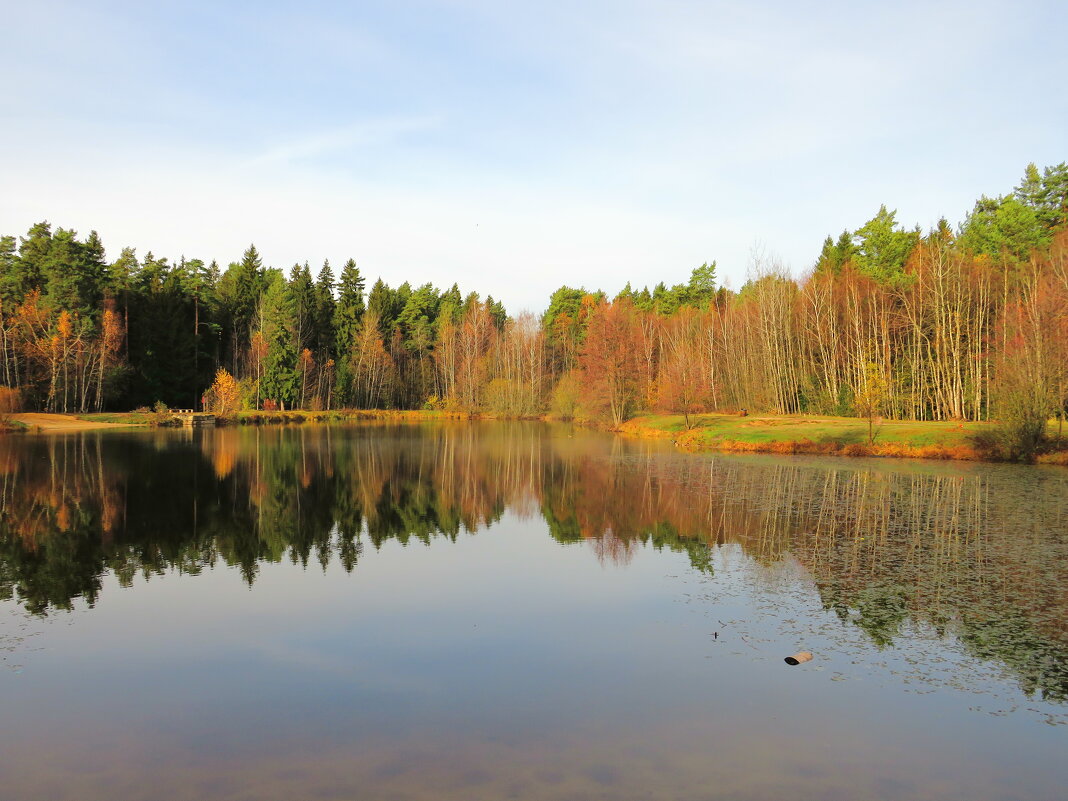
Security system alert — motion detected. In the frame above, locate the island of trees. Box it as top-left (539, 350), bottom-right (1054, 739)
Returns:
top-left (1, 162), bottom-right (1066, 457)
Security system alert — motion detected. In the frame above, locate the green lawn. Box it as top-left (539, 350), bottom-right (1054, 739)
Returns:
top-left (627, 413), bottom-right (990, 449)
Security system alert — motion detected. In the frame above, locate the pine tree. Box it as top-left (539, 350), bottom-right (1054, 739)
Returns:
top-left (332, 259), bottom-right (366, 404)
top-left (314, 259), bottom-right (336, 358)
top-left (0, 236), bottom-right (19, 308)
top-left (334, 260), bottom-right (365, 353)
top-left (110, 247), bottom-right (139, 356)
top-left (438, 283), bottom-right (463, 327)
top-left (366, 278), bottom-right (397, 336)
top-left (288, 262), bottom-right (316, 355)
top-left (486, 295), bottom-right (507, 329)
top-left (17, 221), bottom-right (52, 291)
top-left (686, 262), bottom-right (717, 308)
top-left (853, 206), bottom-right (919, 285)
top-left (259, 271), bottom-right (297, 408)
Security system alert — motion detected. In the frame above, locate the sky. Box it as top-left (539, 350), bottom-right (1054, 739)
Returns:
top-left (1, 0), bottom-right (1065, 313)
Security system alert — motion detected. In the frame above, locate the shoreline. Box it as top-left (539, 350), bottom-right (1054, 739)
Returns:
top-left (6, 409), bottom-right (1067, 466)
top-left (7, 413), bottom-right (138, 432)
top-left (616, 414), bottom-right (1068, 467)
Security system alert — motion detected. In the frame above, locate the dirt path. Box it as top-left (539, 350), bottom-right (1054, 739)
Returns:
top-left (11, 413), bottom-right (136, 432)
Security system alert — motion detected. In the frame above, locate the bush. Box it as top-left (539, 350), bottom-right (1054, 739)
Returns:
top-left (482, 378), bottom-right (539, 416)
top-left (150, 400), bottom-right (173, 427)
top-left (980, 378), bottom-right (1051, 462)
top-left (0, 386), bottom-right (22, 423)
top-left (551, 372), bottom-right (581, 420)
top-left (991, 409), bottom-right (1047, 462)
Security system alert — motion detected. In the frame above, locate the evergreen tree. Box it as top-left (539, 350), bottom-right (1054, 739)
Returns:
top-left (815, 230), bottom-right (856, 274)
top-left (853, 206), bottom-right (919, 285)
top-left (653, 281), bottom-right (684, 316)
top-left (233, 245), bottom-right (264, 341)
top-left (42, 228), bottom-right (98, 316)
top-left (486, 294), bottom-right (507, 328)
top-left (178, 257), bottom-right (218, 397)
top-left (437, 283), bottom-right (463, 327)
top-left (959, 195), bottom-right (1047, 263)
top-left (0, 236), bottom-right (19, 308)
top-left (259, 271), bottom-right (298, 407)
top-left (82, 230), bottom-right (109, 300)
top-left (632, 285), bottom-right (654, 312)
top-left (367, 279), bottom-right (398, 336)
top-left (543, 286), bottom-right (586, 340)
top-left (314, 259), bottom-right (336, 358)
top-left (217, 245), bottom-right (265, 375)
top-left (332, 259), bottom-right (365, 403)
top-left (396, 283), bottom-right (441, 346)
top-left (17, 221), bottom-right (53, 292)
top-left (686, 262), bottom-right (717, 308)
top-left (110, 246), bottom-right (139, 355)
top-left (139, 251), bottom-right (170, 292)
top-left (1015, 162), bottom-right (1068, 230)
top-left (333, 259), bottom-right (365, 353)
top-left (288, 262), bottom-right (316, 356)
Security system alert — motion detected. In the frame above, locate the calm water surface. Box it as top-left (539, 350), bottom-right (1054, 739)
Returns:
top-left (1, 423), bottom-right (1066, 800)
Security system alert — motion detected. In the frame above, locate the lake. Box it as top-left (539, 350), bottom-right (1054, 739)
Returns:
top-left (1, 422), bottom-right (1066, 800)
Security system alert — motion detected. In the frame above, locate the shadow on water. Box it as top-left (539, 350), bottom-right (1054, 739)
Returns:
top-left (1, 422), bottom-right (1067, 702)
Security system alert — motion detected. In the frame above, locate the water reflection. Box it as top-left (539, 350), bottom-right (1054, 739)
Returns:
top-left (1, 423), bottom-right (1067, 702)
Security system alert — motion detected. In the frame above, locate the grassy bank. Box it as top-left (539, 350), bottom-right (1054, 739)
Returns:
top-left (77, 411), bottom-right (158, 425)
top-left (618, 413), bottom-right (1068, 464)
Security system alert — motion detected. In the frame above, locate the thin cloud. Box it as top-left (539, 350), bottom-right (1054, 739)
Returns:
top-left (247, 116), bottom-right (443, 166)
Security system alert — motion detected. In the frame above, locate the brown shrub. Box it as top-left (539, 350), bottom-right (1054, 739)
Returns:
top-left (0, 387), bottom-right (22, 424)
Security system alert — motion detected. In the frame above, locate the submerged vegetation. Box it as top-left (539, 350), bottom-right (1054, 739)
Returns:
top-left (1, 162), bottom-right (1067, 459)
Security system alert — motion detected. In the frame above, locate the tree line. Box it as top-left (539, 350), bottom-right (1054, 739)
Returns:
top-left (2, 163), bottom-right (1066, 439)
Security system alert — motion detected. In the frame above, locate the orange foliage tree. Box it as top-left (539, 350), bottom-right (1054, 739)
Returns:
top-left (579, 299), bottom-right (643, 425)
top-left (657, 308), bottom-right (714, 429)
top-left (202, 368), bottom-right (242, 415)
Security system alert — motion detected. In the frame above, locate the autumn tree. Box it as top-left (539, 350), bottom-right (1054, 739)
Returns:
top-left (202, 368), bottom-right (242, 415)
top-left (854, 362), bottom-right (888, 445)
top-left (658, 308), bottom-right (713, 429)
top-left (579, 299), bottom-right (643, 425)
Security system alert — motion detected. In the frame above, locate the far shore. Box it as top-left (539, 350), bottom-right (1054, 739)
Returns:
top-left (4, 409), bottom-right (1066, 466)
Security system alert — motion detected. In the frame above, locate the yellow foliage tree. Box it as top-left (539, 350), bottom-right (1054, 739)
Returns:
top-left (202, 368), bottom-right (242, 416)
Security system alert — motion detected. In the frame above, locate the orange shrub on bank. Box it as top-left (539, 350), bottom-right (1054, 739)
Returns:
top-left (0, 387), bottom-right (22, 423)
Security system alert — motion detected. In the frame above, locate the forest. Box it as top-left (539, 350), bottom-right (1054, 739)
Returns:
top-left (1, 162), bottom-right (1066, 447)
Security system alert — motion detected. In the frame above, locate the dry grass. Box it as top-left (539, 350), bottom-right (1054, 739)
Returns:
top-left (620, 413), bottom-right (1034, 464)
top-left (1037, 450), bottom-right (1068, 466)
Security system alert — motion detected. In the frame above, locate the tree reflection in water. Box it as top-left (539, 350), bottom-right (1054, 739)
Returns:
top-left (1, 423), bottom-right (1066, 700)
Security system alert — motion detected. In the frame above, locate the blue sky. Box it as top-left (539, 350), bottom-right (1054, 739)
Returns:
top-left (2, 0), bottom-right (1065, 312)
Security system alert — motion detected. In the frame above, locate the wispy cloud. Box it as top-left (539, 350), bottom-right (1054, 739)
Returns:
top-left (246, 116), bottom-right (443, 166)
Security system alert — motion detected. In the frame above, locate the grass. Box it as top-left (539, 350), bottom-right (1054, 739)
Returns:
top-left (619, 413), bottom-right (1004, 461)
top-left (77, 412), bottom-right (157, 425)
